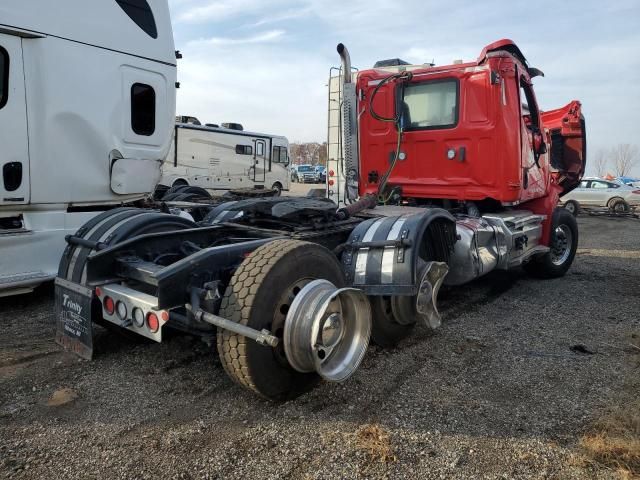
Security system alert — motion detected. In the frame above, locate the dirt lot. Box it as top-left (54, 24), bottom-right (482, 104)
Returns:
top-left (1, 214), bottom-right (639, 479)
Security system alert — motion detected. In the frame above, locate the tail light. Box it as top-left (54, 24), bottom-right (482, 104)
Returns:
top-left (328, 179), bottom-right (335, 186)
top-left (132, 307), bottom-right (144, 328)
top-left (329, 170), bottom-right (335, 177)
top-left (146, 312), bottom-right (160, 333)
top-left (115, 301), bottom-right (127, 320)
top-left (632, 190), bottom-right (640, 194)
top-left (103, 296), bottom-right (115, 315)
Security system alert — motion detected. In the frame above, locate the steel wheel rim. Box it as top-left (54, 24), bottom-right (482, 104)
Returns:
top-left (565, 202), bottom-right (575, 214)
top-left (270, 278), bottom-right (313, 367)
top-left (551, 224), bottom-right (572, 266)
top-left (284, 279), bottom-right (371, 382)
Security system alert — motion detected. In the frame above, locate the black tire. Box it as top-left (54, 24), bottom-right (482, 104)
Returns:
top-left (161, 192), bottom-right (183, 201)
top-left (523, 207), bottom-right (578, 279)
top-left (171, 179), bottom-right (189, 189)
top-left (217, 239), bottom-right (346, 401)
top-left (163, 186), bottom-right (211, 201)
top-left (369, 295), bottom-right (416, 348)
top-left (563, 200), bottom-right (580, 216)
top-left (153, 184), bottom-right (170, 201)
top-left (174, 186), bottom-right (211, 199)
top-left (171, 192), bottom-right (202, 202)
top-left (609, 198), bottom-right (630, 214)
top-left (161, 182), bottom-right (189, 198)
top-left (271, 182), bottom-right (283, 196)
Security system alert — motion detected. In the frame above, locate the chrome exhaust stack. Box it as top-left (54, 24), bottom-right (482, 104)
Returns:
top-left (337, 43), bottom-right (352, 84)
top-left (336, 43), bottom-right (360, 202)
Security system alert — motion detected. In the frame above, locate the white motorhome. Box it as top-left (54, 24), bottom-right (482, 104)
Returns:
top-left (160, 119), bottom-right (290, 195)
top-left (0, 0), bottom-right (177, 295)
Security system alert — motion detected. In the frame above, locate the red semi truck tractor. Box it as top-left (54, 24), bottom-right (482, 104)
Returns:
top-left (55, 39), bottom-right (586, 401)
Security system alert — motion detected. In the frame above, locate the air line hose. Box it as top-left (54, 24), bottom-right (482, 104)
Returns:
top-left (337, 70), bottom-right (413, 219)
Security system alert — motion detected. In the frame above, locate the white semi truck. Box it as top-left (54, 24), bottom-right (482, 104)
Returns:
top-left (0, 0), bottom-right (177, 296)
top-left (159, 118), bottom-right (291, 196)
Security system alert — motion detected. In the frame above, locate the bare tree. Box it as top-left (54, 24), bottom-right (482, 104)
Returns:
top-left (290, 142), bottom-right (324, 165)
top-left (592, 148), bottom-right (610, 177)
top-left (610, 143), bottom-right (639, 177)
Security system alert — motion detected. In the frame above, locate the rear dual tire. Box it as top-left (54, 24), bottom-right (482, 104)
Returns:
top-left (217, 240), bottom-right (346, 401)
top-left (369, 296), bottom-right (417, 348)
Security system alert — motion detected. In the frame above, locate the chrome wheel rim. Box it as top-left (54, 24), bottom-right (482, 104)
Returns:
top-left (551, 224), bottom-right (572, 266)
top-left (284, 279), bottom-right (371, 382)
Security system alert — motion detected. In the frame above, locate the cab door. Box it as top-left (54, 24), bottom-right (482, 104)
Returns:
top-left (0, 34), bottom-right (29, 205)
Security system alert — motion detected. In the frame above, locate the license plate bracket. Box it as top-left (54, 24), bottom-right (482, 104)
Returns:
top-left (54, 277), bottom-right (94, 360)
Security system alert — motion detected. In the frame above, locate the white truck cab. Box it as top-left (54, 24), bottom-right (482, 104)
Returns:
top-left (0, 0), bottom-right (177, 295)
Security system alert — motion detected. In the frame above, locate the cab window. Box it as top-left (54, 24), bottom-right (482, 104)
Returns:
top-left (401, 79), bottom-right (458, 130)
top-left (519, 78), bottom-right (540, 130)
top-left (0, 46), bottom-right (8, 109)
top-left (116, 0), bottom-right (158, 39)
top-left (131, 83), bottom-right (156, 136)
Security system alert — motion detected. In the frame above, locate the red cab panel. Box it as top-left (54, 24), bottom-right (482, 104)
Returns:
top-left (355, 41), bottom-right (584, 206)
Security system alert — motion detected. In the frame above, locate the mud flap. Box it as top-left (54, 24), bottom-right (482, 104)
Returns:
top-left (54, 277), bottom-right (94, 360)
top-left (415, 262), bottom-right (449, 329)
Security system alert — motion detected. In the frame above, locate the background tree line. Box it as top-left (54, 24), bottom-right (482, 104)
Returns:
top-left (592, 143), bottom-right (639, 177)
top-left (289, 142), bottom-right (328, 166)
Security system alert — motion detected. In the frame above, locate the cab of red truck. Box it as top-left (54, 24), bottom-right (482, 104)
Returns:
top-left (327, 39), bottom-right (585, 216)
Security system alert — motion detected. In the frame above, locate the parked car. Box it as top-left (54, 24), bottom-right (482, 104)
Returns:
top-left (292, 164), bottom-right (318, 183)
top-left (561, 177), bottom-right (640, 214)
top-left (617, 176), bottom-right (640, 186)
top-left (315, 165), bottom-right (326, 184)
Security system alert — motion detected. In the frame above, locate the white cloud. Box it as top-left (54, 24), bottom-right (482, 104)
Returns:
top-left (174, 0), bottom-right (261, 23)
top-left (249, 7), bottom-right (312, 27)
top-left (187, 30), bottom-right (286, 47)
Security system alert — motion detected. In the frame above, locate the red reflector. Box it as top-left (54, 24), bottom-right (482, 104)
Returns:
top-left (95, 287), bottom-right (102, 298)
top-left (329, 170), bottom-right (335, 177)
top-left (161, 311), bottom-right (169, 322)
top-left (328, 179), bottom-right (335, 186)
top-left (146, 312), bottom-right (159, 333)
top-left (103, 296), bottom-right (115, 315)
top-left (632, 190), bottom-right (640, 194)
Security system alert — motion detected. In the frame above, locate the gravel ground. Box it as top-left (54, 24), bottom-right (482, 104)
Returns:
top-left (1, 214), bottom-right (639, 479)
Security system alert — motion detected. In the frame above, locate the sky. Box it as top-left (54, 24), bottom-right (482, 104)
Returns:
top-left (168, 0), bottom-right (640, 176)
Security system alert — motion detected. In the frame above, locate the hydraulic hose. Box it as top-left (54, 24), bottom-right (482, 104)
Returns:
top-left (337, 70), bottom-right (412, 219)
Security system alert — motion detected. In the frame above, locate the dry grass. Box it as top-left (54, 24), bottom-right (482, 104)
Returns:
top-left (354, 424), bottom-right (397, 465)
top-left (580, 334), bottom-right (640, 478)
